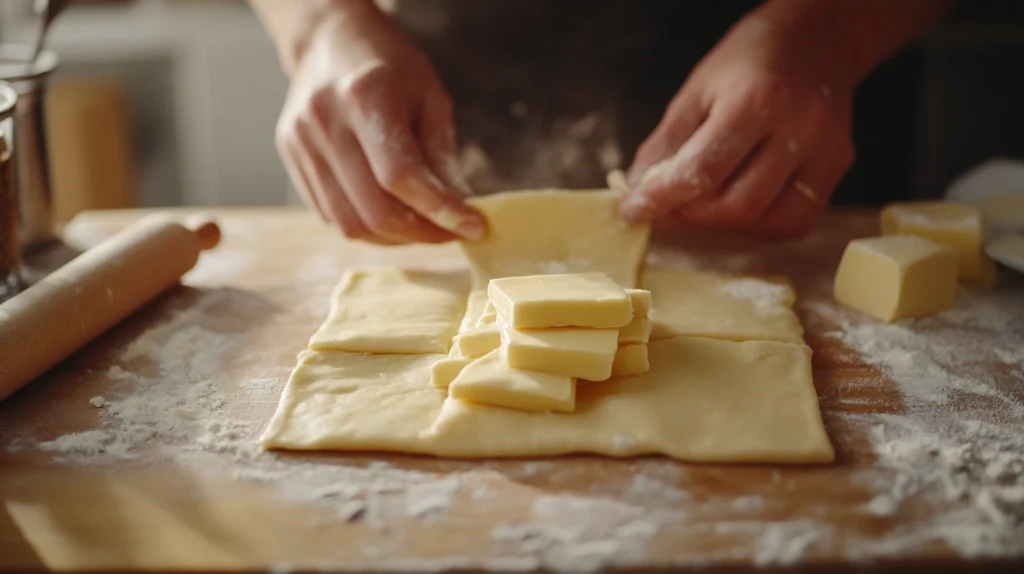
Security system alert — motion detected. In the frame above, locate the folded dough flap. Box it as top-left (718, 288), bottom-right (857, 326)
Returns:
top-left (308, 267), bottom-right (470, 355)
top-left (459, 189), bottom-right (651, 289)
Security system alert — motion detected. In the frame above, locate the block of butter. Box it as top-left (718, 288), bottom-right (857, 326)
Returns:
top-left (618, 317), bottom-right (653, 345)
top-left (448, 349), bottom-right (576, 413)
top-left (488, 272), bottom-right (633, 329)
top-left (834, 235), bottom-right (959, 322)
top-left (455, 321), bottom-right (501, 358)
top-left (626, 288), bottom-right (653, 318)
top-left (612, 344), bottom-right (649, 376)
top-left (880, 201), bottom-right (997, 286)
top-left (430, 347), bottom-right (474, 388)
top-left (500, 320), bottom-right (620, 381)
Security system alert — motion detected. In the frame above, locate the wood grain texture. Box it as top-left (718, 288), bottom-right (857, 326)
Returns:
top-left (0, 217), bottom-right (218, 401)
top-left (0, 207), bottom-right (1021, 573)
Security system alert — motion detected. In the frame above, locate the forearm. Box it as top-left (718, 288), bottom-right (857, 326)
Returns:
top-left (248, 0), bottom-right (382, 75)
top-left (750, 0), bottom-right (956, 88)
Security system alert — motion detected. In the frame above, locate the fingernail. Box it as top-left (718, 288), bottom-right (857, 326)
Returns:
top-left (430, 206), bottom-right (487, 240)
top-left (619, 193), bottom-right (654, 221)
top-left (458, 214), bottom-right (487, 240)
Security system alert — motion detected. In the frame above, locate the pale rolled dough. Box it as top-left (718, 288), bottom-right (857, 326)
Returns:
top-left (262, 337), bottom-right (833, 462)
top-left (460, 189), bottom-right (651, 289)
top-left (262, 189), bottom-right (834, 464)
top-left (641, 268), bottom-right (805, 344)
top-left (308, 268), bottom-right (468, 354)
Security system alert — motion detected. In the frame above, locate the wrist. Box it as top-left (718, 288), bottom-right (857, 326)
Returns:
top-left (278, 0), bottom-right (384, 75)
top-left (746, 0), bottom-right (953, 89)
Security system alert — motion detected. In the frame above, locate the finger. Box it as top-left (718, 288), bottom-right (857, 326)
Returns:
top-left (349, 96), bottom-right (486, 239)
top-left (757, 143), bottom-right (847, 237)
top-left (288, 131), bottom-right (389, 243)
top-left (302, 119), bottom-right (455, 244)
top-left (627, 90), bottom-right (706, 186)
top-left (677, 134), bottom-right (804, 226)
top-left (417, 87), bottom-right (473, 198)
top-left (620, 102), bottom-right (770, 222)
top-left (279, 136), bottom-right (330, 223)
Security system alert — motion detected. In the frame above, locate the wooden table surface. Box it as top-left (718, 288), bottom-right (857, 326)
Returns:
top-left (1, 207), bottom-right (1022, 573)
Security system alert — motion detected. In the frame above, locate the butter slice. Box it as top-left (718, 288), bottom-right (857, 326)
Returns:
top-left (881, 201), bottom-right (997, 286)
top-left (448, 350), bottom-right (576, 413)
top-left (460, 290), bottom-right (490, 332)
top-left (619, 317), bottom-right (653, 344)
top-left (488, 272), bottom-right (632, 329)
top-left (834, 235), bottom-right (958, 323)
top-left (476, 300), bottom-right (497, 327)
top-left (626, 289), bottom-right (653, 319)
top-left (455, 322), bottom-right (501, 358)
top-left (612, 344), bottom-right (649, 376)
top-left (431, 347), bottom-right (474, 388)
top-left (500, 320), bottom-right (619, 381)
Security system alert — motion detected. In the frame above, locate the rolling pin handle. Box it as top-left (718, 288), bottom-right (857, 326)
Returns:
top-left (186, 214), bottom-right (221, 251)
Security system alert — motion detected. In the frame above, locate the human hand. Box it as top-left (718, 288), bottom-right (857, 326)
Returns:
top-left (275, 3), bottom-right (485, 244)
top-left (621, 13), bottom-right (855, 237)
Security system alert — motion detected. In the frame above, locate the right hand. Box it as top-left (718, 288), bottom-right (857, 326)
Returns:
top-left (275, 4), bottom-right (486, 244)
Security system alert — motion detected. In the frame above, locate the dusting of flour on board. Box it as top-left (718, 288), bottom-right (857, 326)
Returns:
top-left (8, 209), bottom-right (1024, 569)
top-left (803, 277), bottom-right (1024, 557)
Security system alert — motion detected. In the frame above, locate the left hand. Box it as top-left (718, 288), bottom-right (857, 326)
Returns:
top-left (620, 14), bottom-right (855, 236)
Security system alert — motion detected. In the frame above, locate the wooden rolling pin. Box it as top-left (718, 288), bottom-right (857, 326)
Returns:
top-left (0, 215), bottom-right (220, 401)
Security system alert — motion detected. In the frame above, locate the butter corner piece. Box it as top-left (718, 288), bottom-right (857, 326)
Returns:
top-left (833, 234), bottom-right (958, 322)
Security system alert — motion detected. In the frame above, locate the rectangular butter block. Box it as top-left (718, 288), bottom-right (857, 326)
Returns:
top-left (448, 349), bottom-right (576, 413)
top-left (626, 289), bottom-right (653, 319)
top-left (618, 317), bottom-right (653, 345)
top-left (500, 320), bottom-right (619, 381)
top-left (460, 290), bottom-right (490, 332)
top-left (455, 322), bottom-right (501, 358)
top-left (612, 344), bottom-right (649, 376)
top-left (476, 300), bottom-right (497, 327)
top-left (431, 347), bottom-right (474, 388)
top-left (834, 235), bottom-right (958, 323)
top-left (881, 201), bottom-right (997, 286)
top-left (488, 272), bottom-right (632, 329)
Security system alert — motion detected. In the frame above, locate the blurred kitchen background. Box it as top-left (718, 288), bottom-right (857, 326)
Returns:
top-left (0, 0), bottom-right (1023, 226)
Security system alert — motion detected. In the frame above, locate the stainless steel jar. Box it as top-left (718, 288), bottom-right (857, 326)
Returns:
top-left (0, 46), bottom-right (59, 256)
top-left (0, 81), bottom-right (19, 303)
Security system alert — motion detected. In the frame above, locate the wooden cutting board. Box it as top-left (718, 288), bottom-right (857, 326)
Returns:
top-left (1, 207), bottom-right (1022, 572)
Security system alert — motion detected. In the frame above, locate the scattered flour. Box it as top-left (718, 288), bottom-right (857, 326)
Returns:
top-left (804, 280), bottom-right (1024, 559)
top-left (14, 220), bottom-right (1024, 569)
top-left (719, 278), bottom-right (791, 308)
top-left (753, 521), bottom-right (828, 567)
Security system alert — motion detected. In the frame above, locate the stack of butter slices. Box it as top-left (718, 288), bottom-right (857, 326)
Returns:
top-left (431, 272), bottom-right (652, 413)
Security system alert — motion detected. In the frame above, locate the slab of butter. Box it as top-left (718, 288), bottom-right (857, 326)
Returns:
top-left (460, 290), bottom-right (491, 332)
top-left (431, 347), bottom-right (474, 388)
top-left (618, 317), bottom-right (653, 345)
top-left (488, 272), bottom-right (633, 329)
top-left (455, 322), bottom-right (501, 358)
top-left (880, 201), bottom-right (997, 286)
top-left (834, 235), bottom-right (958, 322)
top-left (626, 288), bottom-right (652, 319)
top-left (476, 300), bottom-right (497, 327)
top-left (448, 349), bottom-right (576, 413)
top-left (500, 319), bottom-right (619, 381)
top-left (612, 344), bottom-right (649, 376)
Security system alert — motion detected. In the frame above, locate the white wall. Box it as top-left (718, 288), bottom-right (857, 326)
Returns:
top-left (1, 0), bottom-right (297, 208)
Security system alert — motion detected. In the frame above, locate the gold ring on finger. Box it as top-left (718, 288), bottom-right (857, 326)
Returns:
top-left (793, 179), bottom-right (819, 203)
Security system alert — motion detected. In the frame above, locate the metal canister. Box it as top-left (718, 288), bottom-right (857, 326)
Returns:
top-left (0, 46), bottom-right (59, 255)
top-left (0, 81), bottom-right (18, 303)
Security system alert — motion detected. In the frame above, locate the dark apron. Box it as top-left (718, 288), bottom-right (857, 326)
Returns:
top-left (393, 0), bottom-right (759, 191)
top-left (393, 1), bottom-right (929, 205)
